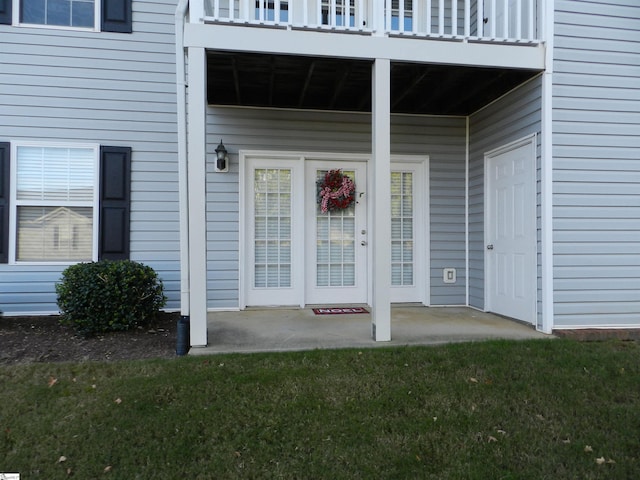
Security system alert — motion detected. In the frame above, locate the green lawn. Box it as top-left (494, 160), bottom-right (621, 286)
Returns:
top-left (1, 339), bottom-right (639, 479)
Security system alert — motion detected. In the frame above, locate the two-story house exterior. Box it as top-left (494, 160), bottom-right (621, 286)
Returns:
top-left (1, 0), bottom-right (638, 347)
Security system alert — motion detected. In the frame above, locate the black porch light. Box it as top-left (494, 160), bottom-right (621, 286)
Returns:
top-left (214, 140), bottom-right (229, 172)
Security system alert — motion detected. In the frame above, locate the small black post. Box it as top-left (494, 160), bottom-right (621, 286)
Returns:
top-left (176, 315), bottom-right (190, 356)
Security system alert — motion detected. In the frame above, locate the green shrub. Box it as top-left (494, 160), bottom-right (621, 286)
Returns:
top-left (56, 260), bottom-right (167, 337)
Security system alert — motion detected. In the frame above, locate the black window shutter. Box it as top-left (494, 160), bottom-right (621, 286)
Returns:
top-left (99, 146), bottom-right (131, 260)
top-left (0, 143), bottom-right (9, 263)
top-left (0, 0), bottom-right (11, 25)
top-left (101, 0), bottom-right (132, 33)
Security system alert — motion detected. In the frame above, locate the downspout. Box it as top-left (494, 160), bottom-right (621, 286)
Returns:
top-left (175, 0), bottom-right (190, 317)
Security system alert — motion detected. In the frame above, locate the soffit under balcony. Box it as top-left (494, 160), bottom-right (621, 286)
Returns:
top-left (206, 52), bottom-right (540, 116)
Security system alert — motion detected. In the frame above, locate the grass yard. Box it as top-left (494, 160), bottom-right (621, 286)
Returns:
top-left (1, 339), bottom-right (639, 479)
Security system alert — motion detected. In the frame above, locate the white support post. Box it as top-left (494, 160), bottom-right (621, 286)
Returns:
top-left (371, 58), bottom-right (392, 342)
top-left (540, 0), bottom-right (555, 334)
top-left (187, 47), bottom-right (209, 347)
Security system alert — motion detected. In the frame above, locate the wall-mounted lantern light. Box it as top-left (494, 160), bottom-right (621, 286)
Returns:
top-left (214, 140), bottom-right (229, 172)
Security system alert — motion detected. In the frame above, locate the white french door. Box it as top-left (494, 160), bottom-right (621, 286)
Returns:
top-left (243, 157), bottom-right (304, 306)
top-left (390, 162), bottom-right (426, 303)
top-left (304, 161), bottom-right (368, 304)
top-left (242, 153), bottom-right (428, 308)
top-left (485, 137), bottom-right (536, 324)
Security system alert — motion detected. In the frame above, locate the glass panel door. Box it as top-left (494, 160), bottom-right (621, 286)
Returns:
top-left (253, 168), bottom-right (292, 289)
top-left (305, 161), bottom-right (367, 304)
top-left (390, 162), bottom-right (426, 304)
top-left (244, 157), bottom-right (303, 307)
top-left (391, 171), bottom-right (414, 287)
top-left (315, 170), bottom-right (356, 288)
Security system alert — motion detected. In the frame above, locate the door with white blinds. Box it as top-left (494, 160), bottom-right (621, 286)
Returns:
top-left (390, 162), bottom-right (426, 303)
top-left (305, 161), bottom-right (367, 305)
top-left (244, 158), bottom-right (304, 306)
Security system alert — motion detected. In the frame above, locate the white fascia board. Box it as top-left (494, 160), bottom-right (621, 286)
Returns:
top-left (184, 24), bottom-right (545, 70)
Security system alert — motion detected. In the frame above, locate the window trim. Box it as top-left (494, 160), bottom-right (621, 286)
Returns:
top-left (12, 0), bottom-right (101, 31)
top-left (9, 141), bottom-right (100, 265)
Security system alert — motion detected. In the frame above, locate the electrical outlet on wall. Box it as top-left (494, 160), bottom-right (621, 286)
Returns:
top-left (443, 268), bottom-right (456, 284)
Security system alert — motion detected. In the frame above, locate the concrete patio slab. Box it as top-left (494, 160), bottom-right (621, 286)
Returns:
top-left (190, 306), bottom-right (553, 355)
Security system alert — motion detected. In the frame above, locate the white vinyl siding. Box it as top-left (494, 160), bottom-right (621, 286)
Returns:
top-left (207, 107), bottom-right (466, 309)
top-left (0, 0), bottom-right (179, 314)
top-left (552, 0), bottom-right (640, 328)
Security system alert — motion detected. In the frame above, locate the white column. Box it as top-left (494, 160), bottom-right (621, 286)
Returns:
top-left (540, 0), bottom-right (555, 334)
top-left (371, 58), bottom-right (391, 342)
top-left (187, 47), bottom-right (209, 346)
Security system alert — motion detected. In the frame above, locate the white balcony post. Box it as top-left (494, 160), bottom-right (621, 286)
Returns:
top-left (186, 47), bottom-right (208, 347)
top-left (489, 0), bottom-right (495, 37)
top-left (451, 0), bottom-right (457, 36)
top-left (464, 0), bottom-right (470, 37)
top-left (303, 0), bottom-right (308, 26)
top-left (413, 0), bottom-right (418, 33)
top-left (426, 0), bottom-right (431, 35)
top-left (477, 0), bottom-right (483, 37)
top-left (191, 0), bottom-right (205, 22)
top-left (527, 0), bottom-right (535, 40)
top-left (372, 0), bottom-right (384, 35)
top-left (502, 0), bottom-right (508, 38)
top-left (515, 0), bottom-right (521, 39)
top-left (371, 58), bottom-right (392, 342)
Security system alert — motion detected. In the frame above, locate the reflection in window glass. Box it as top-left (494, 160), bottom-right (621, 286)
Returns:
top-left (15, 146), bottom-right (96, 262)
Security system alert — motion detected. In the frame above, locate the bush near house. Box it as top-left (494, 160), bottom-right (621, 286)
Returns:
top-left (56, 260), bottom-right (166, 337)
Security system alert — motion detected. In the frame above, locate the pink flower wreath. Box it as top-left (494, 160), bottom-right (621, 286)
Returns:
top-left (317, 169), bottom-right (356, 213)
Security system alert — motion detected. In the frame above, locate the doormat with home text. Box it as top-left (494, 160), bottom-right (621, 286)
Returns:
top-left (312, 307), bottom-right (369, 315)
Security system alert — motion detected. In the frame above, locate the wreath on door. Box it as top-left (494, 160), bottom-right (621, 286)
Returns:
top-left (317, 169), bottom-right (356, 213)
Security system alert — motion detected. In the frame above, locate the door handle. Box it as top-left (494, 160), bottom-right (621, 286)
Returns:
top-left (487, 244), bottom-right (494, 250)
top-left (361, 241), bottom-right (367, 246)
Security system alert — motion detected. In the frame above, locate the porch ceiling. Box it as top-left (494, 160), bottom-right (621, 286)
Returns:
top-left (206, 51), bottom-right (540, 116)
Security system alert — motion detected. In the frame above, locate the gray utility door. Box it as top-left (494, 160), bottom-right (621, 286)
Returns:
top-left (485, 137), bottom-right (536, 324)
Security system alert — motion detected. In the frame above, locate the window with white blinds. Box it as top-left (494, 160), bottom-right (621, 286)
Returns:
top-left (315, 170), bottom-right (356, 287)
top-left (391, 171), bottom-right (414, 286)
top-left (253, 168), bottom-right (292, 288)
top-left (15, 145), bottom-right (96, 262)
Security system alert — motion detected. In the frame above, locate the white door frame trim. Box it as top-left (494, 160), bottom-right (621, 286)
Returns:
top-left (239, 150), bottom-right (430, 310)
top-left (388, 156), bottom-right (430, 306)
top-left (483, 133), bottom-right (537, 324)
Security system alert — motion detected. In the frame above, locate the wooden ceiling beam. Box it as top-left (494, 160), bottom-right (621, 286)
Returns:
top-left (329, 65), bottom-right (352, 109)
top-left (298, 61), bottom-right (316, 108)
top-left (231, 56), bottom-right (242, 104)
top-left (392, 69), bottom-right (429, 110)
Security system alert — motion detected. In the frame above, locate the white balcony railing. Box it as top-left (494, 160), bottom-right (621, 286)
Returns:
top-left (201, 0), bottom-right (540, 43)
